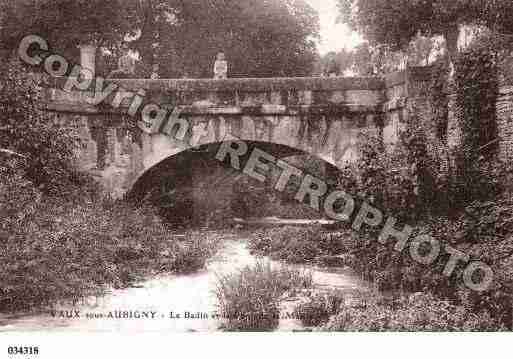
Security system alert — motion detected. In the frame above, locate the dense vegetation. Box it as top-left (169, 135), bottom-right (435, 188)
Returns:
top-left (216, 262), bottom-right (312, 331)
top-left (337, 0), bottom-right (513, 60)
top-left (148, 153), bottom-right (323, 227)
top-left (248, 226), bottom-right (345, 265)
top-left (294, 291), bottom-right (344, 328)
top-left (323, 292), bottom-right (498, 332)
top-left (245, 34), bottom-right (513, 331)
top-left (0, 169), bottom-right (214, 312)
top-left (0, 60), bottom-right (215, 313)
top-left (0, 0), bottom-right (320, 78)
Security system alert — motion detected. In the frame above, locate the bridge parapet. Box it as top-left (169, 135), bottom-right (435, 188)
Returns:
top-left (46, 76), bottom-right (390, 115)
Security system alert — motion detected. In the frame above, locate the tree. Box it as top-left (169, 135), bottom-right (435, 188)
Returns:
top-left (0, 0), bottom-right (137, 63)
top-left (134, 0), bottom-right (320, 78)
top-left (337, 0), bottom-right (513, 61)
top-left (351, 42), bottom-right (405, 76)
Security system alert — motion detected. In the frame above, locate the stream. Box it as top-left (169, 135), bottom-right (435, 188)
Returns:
top-left (0, 231), bottom-right (367, 332)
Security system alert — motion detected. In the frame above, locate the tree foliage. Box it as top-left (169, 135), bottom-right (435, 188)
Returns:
top-left (346, 34), bottom-right (441, 76)
top-left (1, 0), bottom-right (320, 78)
top-left (0, 0), bottom-right (136, 62)
top-left (408, 34), bottom-right (440, 66)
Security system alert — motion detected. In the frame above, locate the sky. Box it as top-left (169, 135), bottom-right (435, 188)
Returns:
top-left (305, 0), bottom-right (363, 55)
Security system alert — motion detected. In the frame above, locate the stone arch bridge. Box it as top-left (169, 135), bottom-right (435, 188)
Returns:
top-left (43, 69), bottom-right (449, 199)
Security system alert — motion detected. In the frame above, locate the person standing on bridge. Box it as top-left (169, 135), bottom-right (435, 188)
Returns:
top-left (213, 52), bottom-right (228, 79)
top-left (150, 64), bottom-right (160, 80)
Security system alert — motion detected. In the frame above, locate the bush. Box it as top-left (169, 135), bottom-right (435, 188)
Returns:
top-left (256, 36), bottom-right (513, 331)
top-left (324, 292), bottom-right (499, 332)
top-left (0, 166), bottom-right (216, 312)
top-left (335, 132), bottom-right (424, 220)
top-left (0, 57), bottom-right (219, 314)
top-left (325, 197), bottom-right (513, 330)
top-left (216, 262), bottom-right (312, 331)
top-left (0, 60), bottom-right (77, 195)
top-left (295, 291), bottom-right (344, 327)
top-left (248, 226), bottom-right (347, 264)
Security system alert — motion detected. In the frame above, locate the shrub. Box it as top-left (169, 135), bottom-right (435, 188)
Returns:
top-left (0, 60), bottom-right (77, 195)
top-left (231, 175), bottom-right (273, 219)
top-left (216, 262), bottom-right (312, 331)
top-left (326, 197), bottom-right (513, 330)
top-left (337, 132), bottom-right (424, 220)
top-left (354, 133), bottom-right (388, 207)
top-left (0, 55), bottom-right (218, 314)
top-left (275, 36), bottom-right (513, 331)
top-left (323, 292), bottom-right (499, 332)
top-left (429, 57), bottom-right (450, 143)
top-left (0, 159), bottom-right (42, 234)
top-left (427, 199), bottom-right (513, 328)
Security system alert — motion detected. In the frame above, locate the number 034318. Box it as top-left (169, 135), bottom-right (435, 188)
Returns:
top-left (7, 346), bottom-right (39, 355)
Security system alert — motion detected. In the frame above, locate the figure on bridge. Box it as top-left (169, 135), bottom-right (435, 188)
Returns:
top-left (150, 64), bottom-right (160, 80)
top-left (213, 52), bottom-right (228, 79)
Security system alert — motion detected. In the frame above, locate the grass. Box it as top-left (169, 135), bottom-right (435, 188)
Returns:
top-left (248, 226), bottom-right (350, 264)
top-left (216, 262), bottom-right (312, 331)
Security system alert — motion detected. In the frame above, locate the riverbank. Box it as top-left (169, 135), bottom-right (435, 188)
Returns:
top-left (0, 170), bottom-right (219, 315)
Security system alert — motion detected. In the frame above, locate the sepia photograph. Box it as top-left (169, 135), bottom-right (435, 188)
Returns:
top-left (0, 0), bottom-right (512, 357)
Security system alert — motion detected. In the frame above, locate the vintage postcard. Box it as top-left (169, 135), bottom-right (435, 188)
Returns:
top-left (0, 0), bottom-right (512, 357)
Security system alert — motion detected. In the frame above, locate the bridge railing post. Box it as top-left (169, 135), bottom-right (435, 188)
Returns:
top-left (78, 44), bottom-right (97, 79)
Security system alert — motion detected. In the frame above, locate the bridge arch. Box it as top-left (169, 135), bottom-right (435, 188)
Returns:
top-left (127, 139), bottom-right (348, 224)
top-left (132, 111), bottom-right (375, 182)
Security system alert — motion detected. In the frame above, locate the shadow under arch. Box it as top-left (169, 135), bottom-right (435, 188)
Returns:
top-left (126, 140), bottom-right (345, 225)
